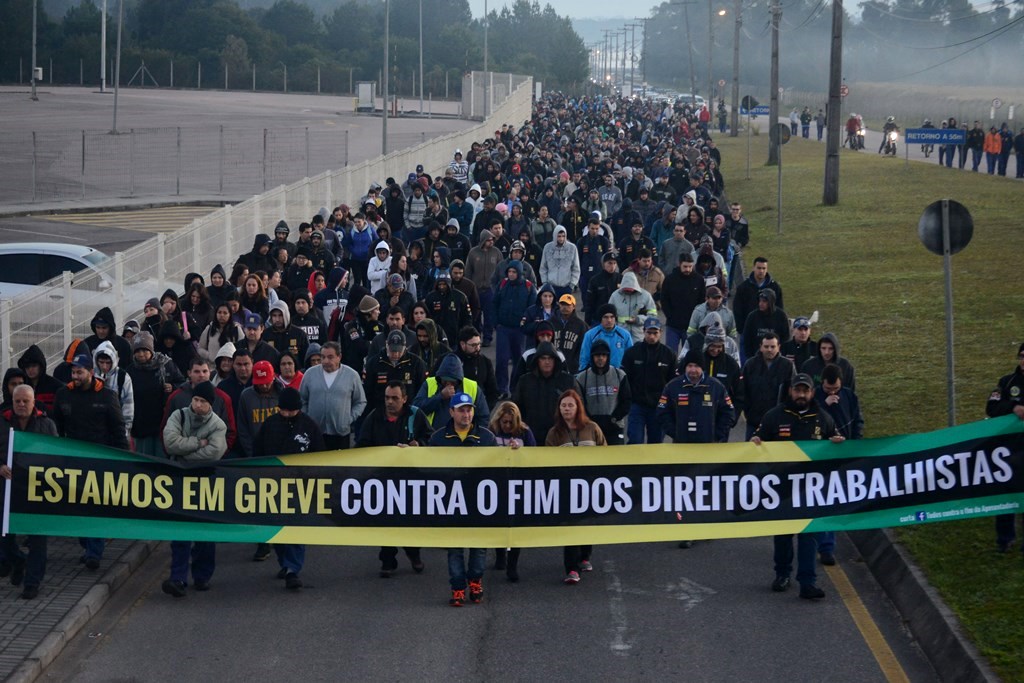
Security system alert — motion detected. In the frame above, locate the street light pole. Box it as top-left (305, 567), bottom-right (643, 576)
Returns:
top-left (382, 0), bottom-right (389, 155)
top-left (30, 0), bottom-right (38, 101)
top-left (707, 0), bottom-right (713, 104)
top-left (100, 0), bottom-right (107, 92)
top-left (730, 0), bottom-right (741, 136)
top-left (419, 0), bottom-right (424, 113)
top-left (111, 0), bottom-right (123, 132)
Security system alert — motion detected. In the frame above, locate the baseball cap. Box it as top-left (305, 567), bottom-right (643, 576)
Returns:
top-left (792, 373), bottom-right (814, 389)
top-left (558, 293), bottom-right (576, 306)
top-left (511, 240), bottom-right (525, 252)
top-left (450, 392), bottom-right (474, 409)
top-left (793, 316), bottom-right (810, 329)
top-left (589, 211), bottom-right (602, 223)
top-left (706, 286), bottom-right (723, 299)
top-left (386, 330), bottom-right (407, 351)
top-left (71, 353), bottom-right (93, 370)
top-left (244, 313), bottom-right (263, 329)
top-left (415, 164), bottom-right (424, 173)
top-left (388, 273), bottom-right (406, 290)
top-left (643, 317), bottom-right (662, 331)
top-left (252, 360), bottom-right (275, 385)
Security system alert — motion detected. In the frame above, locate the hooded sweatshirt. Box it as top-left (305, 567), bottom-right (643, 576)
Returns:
top-left (608, 271), bottom-right (658, 342)
top-left (313, 267), bottom-right (351, 324)
top-left (206, 263), bottom-right (237, 308)
top-left (539, 226), bottom-right (581, 289)
top-left (733, 270), bottom-right (785, 337)
top-left (84, 307), bottom-right (134, 371)
top-left (17, 344), bottom-right (64, 414)
top-left (494, 260), bottom-right (535, 328)
top-left (511, 342), bottom-right (574, 445)
top-left (93, 340), bottom-right (134, 435)
top-left (574, 340), bottom-right (631, 430)
top-left (740, 289), bottom-right (791, 359)
top-left (367, 240), bottom-right (393, 294)
top-left (801, 332), bottom-right (856, 391)
top-left (263, 300), bottom-right (310, 363)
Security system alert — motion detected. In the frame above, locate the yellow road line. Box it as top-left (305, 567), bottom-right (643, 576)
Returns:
top-left (825, 563), bottom-right (911, 683)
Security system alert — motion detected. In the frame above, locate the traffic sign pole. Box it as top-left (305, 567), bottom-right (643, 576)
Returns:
top-left (941, 199), bottom-right (954, 426)
top-left (746, 110), bottom-right (751, 179)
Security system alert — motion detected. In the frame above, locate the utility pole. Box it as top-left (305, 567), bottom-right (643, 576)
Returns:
top-left (100, 0), bottom-right (107, 92)
top-left (682, 2), bottom-right (698, 102)
top-left (112, 0), bottom-right (123, 132)
top-left (823, 0), bottom-right (843, 205)
top-left (483, 0), bottom-right (489, 116)
top-left (635, 17), bottom-right (647, 94)
top-left (730, 0), bottom-right (741, 136)
top-left (418, 0), bottom-right (423, 113)
top-left (382, 0), bottom-right (389, 155)
top-left (602, 30), bottom-right (611, 90)
top-left (767, 0), bottom-right (782, 165)
top-left (707, 0), bottom-right (713, 105)
top-left (626, 24), bottom-right (639, 96)
top-left (30, 0), bottom-right (38, 101)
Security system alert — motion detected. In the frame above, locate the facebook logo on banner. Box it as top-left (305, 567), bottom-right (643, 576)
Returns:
top-left (905, 128), bottom-right (967, 145)
top-left (915, 511), bottom-right (928, 521)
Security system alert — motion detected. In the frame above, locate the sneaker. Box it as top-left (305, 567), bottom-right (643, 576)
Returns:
top-left (819, 552), bottom-right (836, 566)
top-left (678, 541), bottom-right (694, 549)
top-left (379, 568), bottom-right (393, 578)
top-left (506, 565), bottom-right (520, 583)
top-left (449, 589), bottom-right (466, 607)
top-left (276, 567), bottom-right (289, 579)
top-left (161, 579), bottom-right (187, 598)
top-left (410, 558), bottom-right (425, 574)
top-left (564, 570), bottom-right (581, 584)
top-left (84, 557), bottom-right (100, 571)
top-left (193, 579), bottom-right (211, 592)
top-left (10, 559), bottom-right (25, 587)
top-left (800, 584), bottom-right (826, 600)
top-left (252, 544), bottom-right (271, 562)
top-left (771, 576), bottom-right (791, 592)
top-left (469, 579), bottom-right (484, 603)
top-left (285, 573), bottom-right (303, 590)
top-left (20, 585), bottom-right (39, 600)
top-left (579, 560), bottom-right (594, 572)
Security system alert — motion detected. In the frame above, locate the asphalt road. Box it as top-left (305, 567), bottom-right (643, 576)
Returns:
top-left (42, 420), bottom-right (938, 683)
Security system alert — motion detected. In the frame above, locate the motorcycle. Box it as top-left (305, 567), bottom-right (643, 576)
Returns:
top-left (857, 127), bottom-right (866, 150)
top-left (883, 129), bottom-right (898, 156)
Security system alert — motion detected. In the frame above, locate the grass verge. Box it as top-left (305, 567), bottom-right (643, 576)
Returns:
top-left (718, 133), bottom-right (1024, 680)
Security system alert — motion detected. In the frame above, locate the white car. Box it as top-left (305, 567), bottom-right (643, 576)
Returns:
top-left (677, 94), bottom-right (707, 108)
top-left (0, 242), bottom-right (113, 299)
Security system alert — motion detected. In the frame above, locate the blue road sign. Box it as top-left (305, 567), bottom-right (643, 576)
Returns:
top-left (905, 128), bottom-right (967, 145)
top-left (740, 105), bottom-right (771, 116)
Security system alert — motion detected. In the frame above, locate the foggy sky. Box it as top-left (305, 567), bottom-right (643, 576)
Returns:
top-left (466, 0), bottom-right (648, 19)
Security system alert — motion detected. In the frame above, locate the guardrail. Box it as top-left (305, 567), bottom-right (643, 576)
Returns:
top-left (0, 76), bottom-right (534, 373)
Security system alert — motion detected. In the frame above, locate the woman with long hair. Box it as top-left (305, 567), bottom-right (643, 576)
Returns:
top-left (229, 263), bottom-right (249, 289)
top-left (197, 303), bottom-right (245, 360)
top-left (489, 401), bottom-right (537, 582)
top-left (239, 273), bottom-right (270, 323)
top-left (545, 389), bottom-right (606, 584)
top-left (181, 282), bottom-right (213, 340)
top-left (275, 351), bottom-right (303, 390)
top-left (388, 253), bottom-right (419, 301)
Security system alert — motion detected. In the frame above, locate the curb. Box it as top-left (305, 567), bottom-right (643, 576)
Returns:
top-left (848, 529), bottom-right (1000, 683)
top-left (0, 199), bottom-right (238, 219)
top-left (4, 540), bottom-right (160, 683)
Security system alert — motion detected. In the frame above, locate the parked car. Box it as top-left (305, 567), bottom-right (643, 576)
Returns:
top-left (0, 242), bottom-right (113, 299)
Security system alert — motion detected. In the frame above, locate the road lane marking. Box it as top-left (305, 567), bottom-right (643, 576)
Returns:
top-left (602, 559), bottom-right (633, 655)
top-left (825, 563), bottom-right (911, 683)
top-left (0, 226), bottom-right (87, 241)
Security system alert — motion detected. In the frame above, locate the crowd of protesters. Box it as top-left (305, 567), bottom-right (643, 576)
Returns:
top-left (9, 88), bottom-right (974, 608)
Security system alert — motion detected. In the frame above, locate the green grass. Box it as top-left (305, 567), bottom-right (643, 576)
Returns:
top-left (718, 133), bottom-right (1024, 681)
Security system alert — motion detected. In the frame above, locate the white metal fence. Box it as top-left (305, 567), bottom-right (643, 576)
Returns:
top-left (0, 76), bottom-right (534, 373)
top-left (461, 72), bottom-right (532, 120)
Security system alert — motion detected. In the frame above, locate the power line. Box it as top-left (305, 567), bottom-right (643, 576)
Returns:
top-left (857, 0), bottom-right (1009, 24)
top-left (888, 13), bottom-right (1023, 79)
top-left (855, 10), bottom-right (1024, 50)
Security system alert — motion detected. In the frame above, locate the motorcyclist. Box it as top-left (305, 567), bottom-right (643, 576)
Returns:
top-left (878, 116), bottom-right (899, 154)
top-left (845, 113), bottom-right (859, 149)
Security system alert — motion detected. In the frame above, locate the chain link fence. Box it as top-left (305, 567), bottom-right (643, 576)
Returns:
top-left (0, 76), bottom-right (535, 372)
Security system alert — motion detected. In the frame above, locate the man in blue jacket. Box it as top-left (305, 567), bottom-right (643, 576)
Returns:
top-left (578, 304), bottom-right (633, 370)
top-left (492, 260), bottom-right (535, 398)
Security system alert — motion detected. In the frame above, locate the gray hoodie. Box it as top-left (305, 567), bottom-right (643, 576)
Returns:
top-left (539, 226), bottom-right (581, 289)
top-left (608, 271), bottom-right (657, 342)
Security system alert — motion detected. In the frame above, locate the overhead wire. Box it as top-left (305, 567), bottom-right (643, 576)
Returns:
top-left (888, 12), bottom-right (1024, 78)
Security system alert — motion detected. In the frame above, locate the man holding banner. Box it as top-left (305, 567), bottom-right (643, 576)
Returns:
top-left (753, 373), bottom-right (844, 600)
top-left (429, 392), bottom-right (496, 607)
top-left (986, 343), bottom-right (1024, 554)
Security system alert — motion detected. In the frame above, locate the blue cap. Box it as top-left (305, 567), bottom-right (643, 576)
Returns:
top-left (71, 353), bottom-right (93, 370)
top-left (793, 316), bottom-right (810, 329)
top-left (643, 316), bottom-right (662, 330)
top-left (244, 313), bottom-right (263, 329)
top-left (450, 392), bottom-right (474, 409)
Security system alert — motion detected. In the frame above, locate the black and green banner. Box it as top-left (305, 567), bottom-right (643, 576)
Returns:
top-left (4, 416), bottom-right (1023, 547)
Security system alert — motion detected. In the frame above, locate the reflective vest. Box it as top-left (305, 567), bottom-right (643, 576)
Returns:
top-left (423, 377), bottom-right (479, 426)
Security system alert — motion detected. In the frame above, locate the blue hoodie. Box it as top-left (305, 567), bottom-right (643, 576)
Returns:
top-left (494, 260), bottom-right (534, 328)
top-left (521, 283), bottom-right (557, 338)
top-left (343, 223), bottom-right (379, 262)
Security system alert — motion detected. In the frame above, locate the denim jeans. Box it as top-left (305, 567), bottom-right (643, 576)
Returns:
top-left (971, 147), bottom-right (983, 171)
top-left (818, 531), bottom-right (836, 554)
top-left (627, 404), bottom-right (662, 444)
top-left (495, 325), bottom-right (525, 394)
top-left (774, 533), bottom-right (818, 586)
top-left (275, 544), bottom-right (306, 574)
top-left (79, 537), bottom-right (104, 562)
top-left (1, 534), bottom-right (47, 588)
top-left (478, 288), bottom-right (495, 342)
top-left (447, 548), bottom-right (486, 590)
top-left (170, 541), bottom-right (216, 584)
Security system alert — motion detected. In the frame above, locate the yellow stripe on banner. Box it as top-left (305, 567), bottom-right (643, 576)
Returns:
top-left (826, 564), bottom-right (911, 683)
top-left (277, 441), bottom-right (811, 469)
top-left (265, 520), bottom-right (814, 548)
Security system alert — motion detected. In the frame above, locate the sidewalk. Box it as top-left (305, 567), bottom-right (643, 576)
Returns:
top-left (0, 537), bottom-right (157, 682)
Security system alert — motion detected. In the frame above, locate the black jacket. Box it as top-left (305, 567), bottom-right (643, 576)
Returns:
top-left (363, 351), bottom-right (428, 412)
top-left (54, 378), bottom-right (129, 449)
top-left (585, 270), bottom-right (622, 324)
top-left (128, 354), bottom-right (182, 438)
top-left (456, 349), bottom-right (499, 410)
top-left (756, 398), bottom-right (839, 442)
top-left (661, 270), bottom-right (706, 331)
top-left (622, 340), bottom-right (678, 408)
top-left (511, 344), bottom-right (575, 445)
top-left (987, 367), bottom-right (1024, 418)
top-left (17, 344), bottom-right (64, 414)
top-left (736, 354), bottom-right (795, 429)
top-left (254, 411), bottom-right (326, 457)
top-left (357, 405), bottom-right (432, 447)
top-left (733, 274), bottom-right (785, 336)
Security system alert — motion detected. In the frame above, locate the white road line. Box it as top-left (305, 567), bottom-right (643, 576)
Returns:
top-left (603, 559), bottom-right (633, 656)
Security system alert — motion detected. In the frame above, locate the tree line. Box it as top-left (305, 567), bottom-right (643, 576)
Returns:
top-left (0, 0), bottom-right (589, 95)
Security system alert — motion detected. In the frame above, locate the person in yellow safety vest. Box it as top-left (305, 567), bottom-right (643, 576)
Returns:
top-left (412, 353), bottom-right (490, 427)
